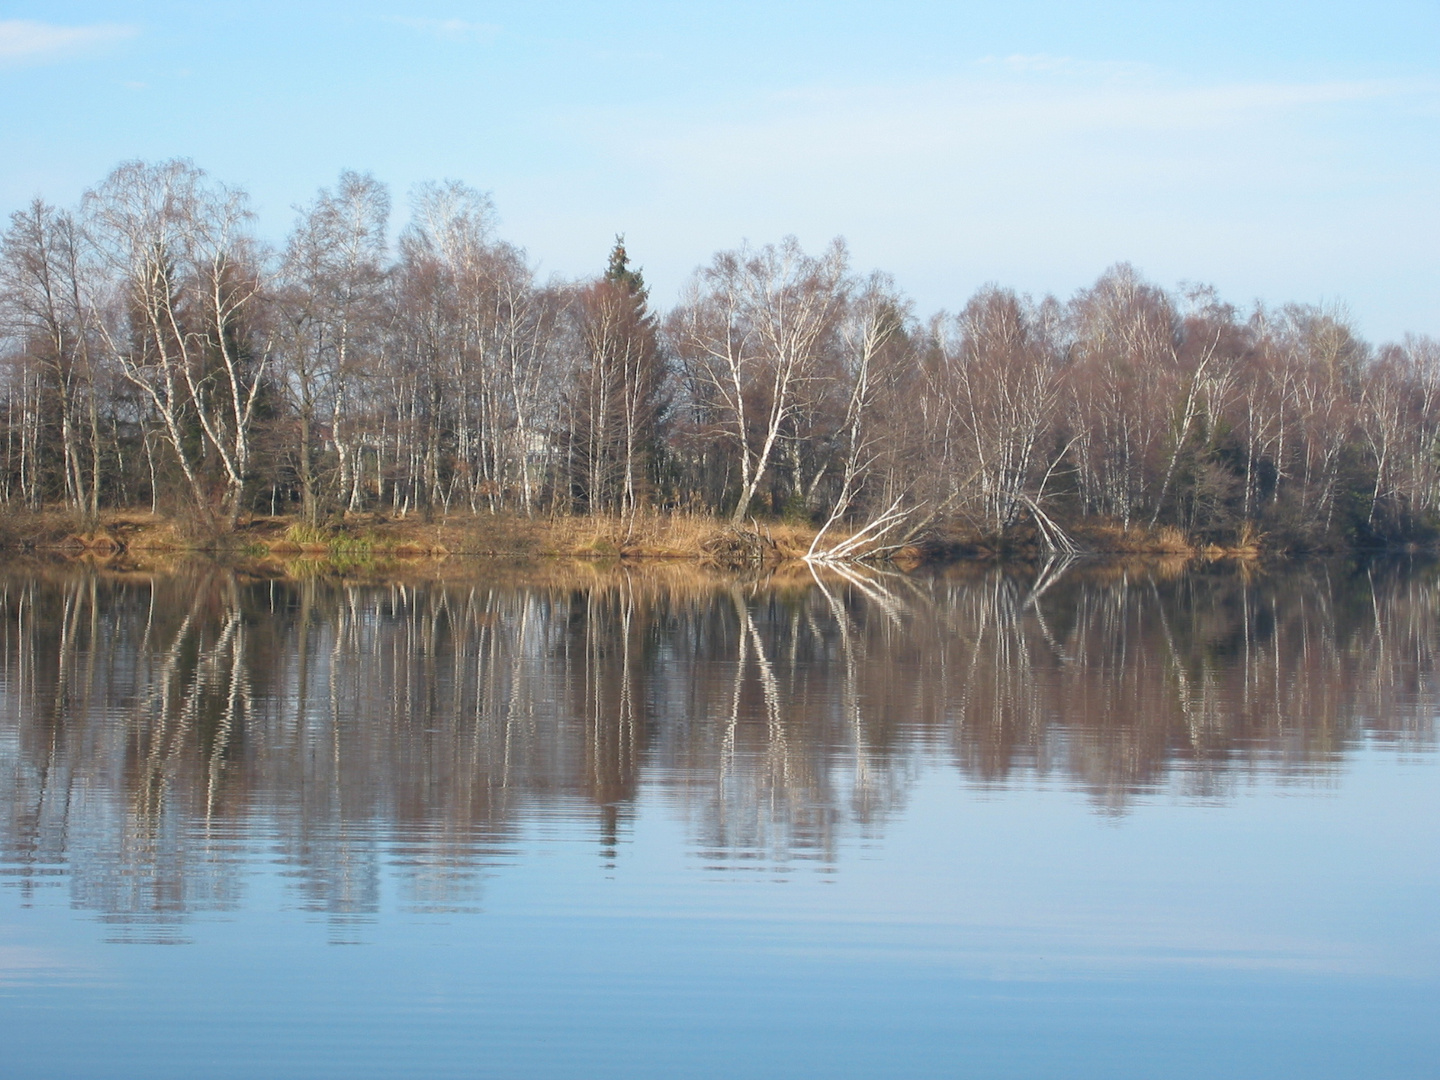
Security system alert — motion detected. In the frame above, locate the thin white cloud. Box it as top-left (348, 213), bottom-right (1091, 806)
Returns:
top-left (531, 64), bottom-right (1437, 336)
top-left (976, 53), bottom-right (1152, 80)
top-left (388, 17), bottom-right (500, 44)
top-left (0, 20), bottom-right (136, 64)
top-left (614, 72), bottom-right (1428, 183)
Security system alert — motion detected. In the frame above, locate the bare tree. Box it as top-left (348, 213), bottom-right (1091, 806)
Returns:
top-left (1273, 305), bottom-right (1366, 536)
top-left (278, 171), bottom-right (390, 523)
top-left (388, 182), bottom-right (566, 517)
top-left (1393, 336), bottom-right (1440, 517)
top-left (806, 274), bottom-right (915, 558)
top-left (1359, 336), bottom-right (1440, 531)
top-left (0, 200), bottom-right (104, 520)
top-left (84, 160), bottom-right (274, 527)
top-left (1065, 265), bottom-right (1184, 530)
top-left (930, 286), bottom-right (1066, 535)
top-left (672, 237), bottom-right (848, 525)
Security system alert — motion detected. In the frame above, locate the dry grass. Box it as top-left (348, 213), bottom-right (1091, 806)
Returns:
top-left (0, 507), bottom-right (843, 566)
top-left (1213, 521), bottom-right (1265, 559)
top-left (1069, 519), bottom-right (1271, 562)
top-left (0, 508), bottom-right (86, 549)
top-left (433, 510), bottom-right (845, 563)
top-left (3, 505), bottom-right (1277, 570)
top-left (1073, 522), bottom-right (1196, 554)
top-left (0, 507), bottom-right (166, 554)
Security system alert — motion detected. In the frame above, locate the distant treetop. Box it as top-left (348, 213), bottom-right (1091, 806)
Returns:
top-left (605, 235), bottom-right (647, 299)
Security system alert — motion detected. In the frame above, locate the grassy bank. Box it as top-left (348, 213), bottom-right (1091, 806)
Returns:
top-left (0, 506), bottom-right (1359, 569)
top-left (0, 509), bottom-right (838, 566)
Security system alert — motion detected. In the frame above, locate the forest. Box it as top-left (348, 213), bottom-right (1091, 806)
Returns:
top-left (3, 158), bottom-right (1439, 553)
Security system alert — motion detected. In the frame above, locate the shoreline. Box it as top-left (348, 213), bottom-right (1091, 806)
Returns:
top-left (0, 508), bottom-right (1426, 573)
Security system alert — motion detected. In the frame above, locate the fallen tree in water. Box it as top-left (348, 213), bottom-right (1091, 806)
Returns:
top-left (805, 495), bottom-right (915, 564)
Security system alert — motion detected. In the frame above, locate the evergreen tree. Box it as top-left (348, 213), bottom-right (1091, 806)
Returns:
top-left (564, 238), bottom-right (667, 514)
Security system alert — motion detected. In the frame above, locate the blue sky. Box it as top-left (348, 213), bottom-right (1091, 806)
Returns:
top-left (3, 1), bottom-right (1437, 340)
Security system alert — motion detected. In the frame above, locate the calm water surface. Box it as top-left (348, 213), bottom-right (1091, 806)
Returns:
top-left (1, 558), bottom-right (1437, 1078)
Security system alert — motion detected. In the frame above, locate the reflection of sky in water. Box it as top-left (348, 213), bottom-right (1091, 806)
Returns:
top-left (0, 561), bottom-right (1437, 1079)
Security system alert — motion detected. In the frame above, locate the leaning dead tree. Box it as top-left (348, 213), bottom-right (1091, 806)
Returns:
top-left (807, 274), bottom-right (916, 563)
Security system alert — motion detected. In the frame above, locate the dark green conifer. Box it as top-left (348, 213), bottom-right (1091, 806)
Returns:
top-left (604, 235), bottom-right (647, 298)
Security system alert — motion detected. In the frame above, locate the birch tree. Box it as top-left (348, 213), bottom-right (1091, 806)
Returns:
top-left (807, 273), bottom-right (913, 558)
top-left (278, 171), bottom-right (389, 522)
top-left (1066, 265), bottom-right (1182, 529)
top-left (0, 200), bottom-right (103, 520)
top-left (85, 160), bottom-right (274, 527)
top-left (931, 287), bottom-right (1065, 533)
top-left (672, 237), bottom-right (847, 525)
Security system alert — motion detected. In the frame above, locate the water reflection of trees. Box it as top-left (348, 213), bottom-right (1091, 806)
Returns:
top-left (1, 558), bottom-right (1436, 926)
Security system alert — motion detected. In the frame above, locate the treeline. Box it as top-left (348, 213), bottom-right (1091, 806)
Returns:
top-left (4, 158), bottom-right (1440, 549)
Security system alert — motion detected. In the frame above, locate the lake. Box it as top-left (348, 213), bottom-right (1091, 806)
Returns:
top-left (1, 557), bottom-right (1437, 1078)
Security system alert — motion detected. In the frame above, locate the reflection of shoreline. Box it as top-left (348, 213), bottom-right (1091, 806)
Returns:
top-left (0, 548), bottom-right (1312, 591)
top-left (0, 559), bottom-right (1436, 924)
